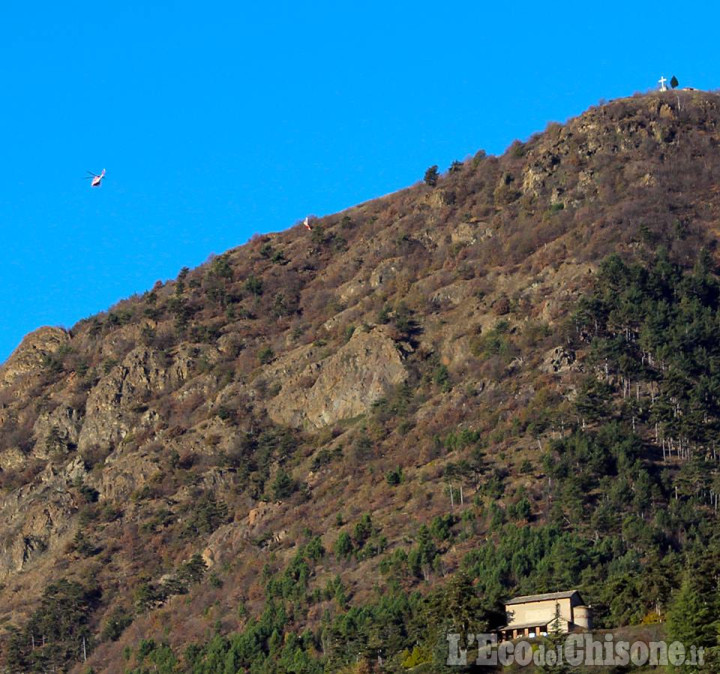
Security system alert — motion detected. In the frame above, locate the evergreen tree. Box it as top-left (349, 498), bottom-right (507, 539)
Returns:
top-left (535, 603), bottom-right (571, 674)
top-left (334, 531), bottom-right (353, 559)
top-left (424, 165), bottom-right (439, 187)
top-left (667, 574), bottom-right (718, 652)
top-left (409, 524), bottom-right (438, 580)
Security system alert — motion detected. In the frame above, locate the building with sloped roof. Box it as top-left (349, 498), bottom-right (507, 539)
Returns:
top-left (500, 590), bottom-right (592, 640)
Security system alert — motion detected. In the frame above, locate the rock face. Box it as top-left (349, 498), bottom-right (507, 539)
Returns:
top-left (32, 405), bottom-right (83, 460)
top-left (266, 327), bottom-right (408, 428)
top-left (0, 327), bottom-right (70, 386)
top-left (542, 346), bottom-right (578, 374)
top-left (369, 257), bottom-right (402, 289)
top-left (77, 346), bottom-right (188, 453)
top-left (0, 461), bottom-right (82, 582)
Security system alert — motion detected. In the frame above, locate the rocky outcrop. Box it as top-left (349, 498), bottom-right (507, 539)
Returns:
top-left (77, 346), bottom-right (189, 453)
top-left (337, 277), bottom-right (367, 304)
top-left (430, 281), bottom-right (471, 308)
top-left (0, 447), bottom-right (26, 472)
top-left (266, 327), bottom-right (407, 428)
top-left (0, 460), bottom-right (84, 581)
top-left (542, 346), bottom-right (578, 374)
top-left (96, 450), bottom-right (166, 502)
top-left (0, 327), bottom-right (70, 386)
top-left (32, 405), bottom-right (84, 460)
top-left (369, 257), bottom-right (402, 289)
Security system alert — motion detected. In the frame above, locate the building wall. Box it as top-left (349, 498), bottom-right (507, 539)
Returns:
top-left (507, 598), bottom-right (573, 628)
top-left (574, 605), bottom-right (592, 630)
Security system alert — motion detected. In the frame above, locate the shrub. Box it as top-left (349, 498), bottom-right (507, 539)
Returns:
top-left (244, 275), bottom-right (263, 296)
top-left (433, 365), bottom-right (451, 391)
top-left (101, 607), bottom-right (133, 642)
top-left (178, 554), bottom-right (207, 584)
top-left (258, 346), bottom-right (275, 364)
top-left (386, 466), bottom-right (403, 486)
top-left (311, 447), bottom-right (342, 471)
top-left (79, 483), bottom-right (100, 503)
top-left (181, 493), bottom-right (229, 538)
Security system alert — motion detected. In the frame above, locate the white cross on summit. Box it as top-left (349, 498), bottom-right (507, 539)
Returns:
top-left (659, 76), bottom-right (668, 92)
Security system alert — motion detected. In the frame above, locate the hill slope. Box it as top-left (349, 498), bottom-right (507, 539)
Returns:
top-left (2, 90), bottom-right (720, 673)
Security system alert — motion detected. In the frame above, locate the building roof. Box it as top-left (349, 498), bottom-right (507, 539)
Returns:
top-left (505, 590), bottom-right (580, 606)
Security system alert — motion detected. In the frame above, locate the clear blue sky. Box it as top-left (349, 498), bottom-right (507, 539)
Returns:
top-left (1, 1), bottom-right (718, 363)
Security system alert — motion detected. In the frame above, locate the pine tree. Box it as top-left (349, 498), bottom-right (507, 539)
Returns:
top-left (414, 524), bottom-right (437, 580)
top-left (535, 603), bottom-right (571, 674)
top-left (334, 532), bottom-right (353, 559)
top-left (667, 575), bottom-right (717, 649)
top-left (424, 165), bottom-right (439, 187)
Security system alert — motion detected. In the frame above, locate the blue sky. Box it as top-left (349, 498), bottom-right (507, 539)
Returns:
top-left (1, 1), bottom-right (718, 363)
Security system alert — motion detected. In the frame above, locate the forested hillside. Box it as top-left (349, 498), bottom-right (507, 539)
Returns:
top-left (2, 90), bottom-right (720, 673)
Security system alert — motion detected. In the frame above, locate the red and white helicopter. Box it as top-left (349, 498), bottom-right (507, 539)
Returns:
top-left (85, 169), bottom-right (106, 187)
